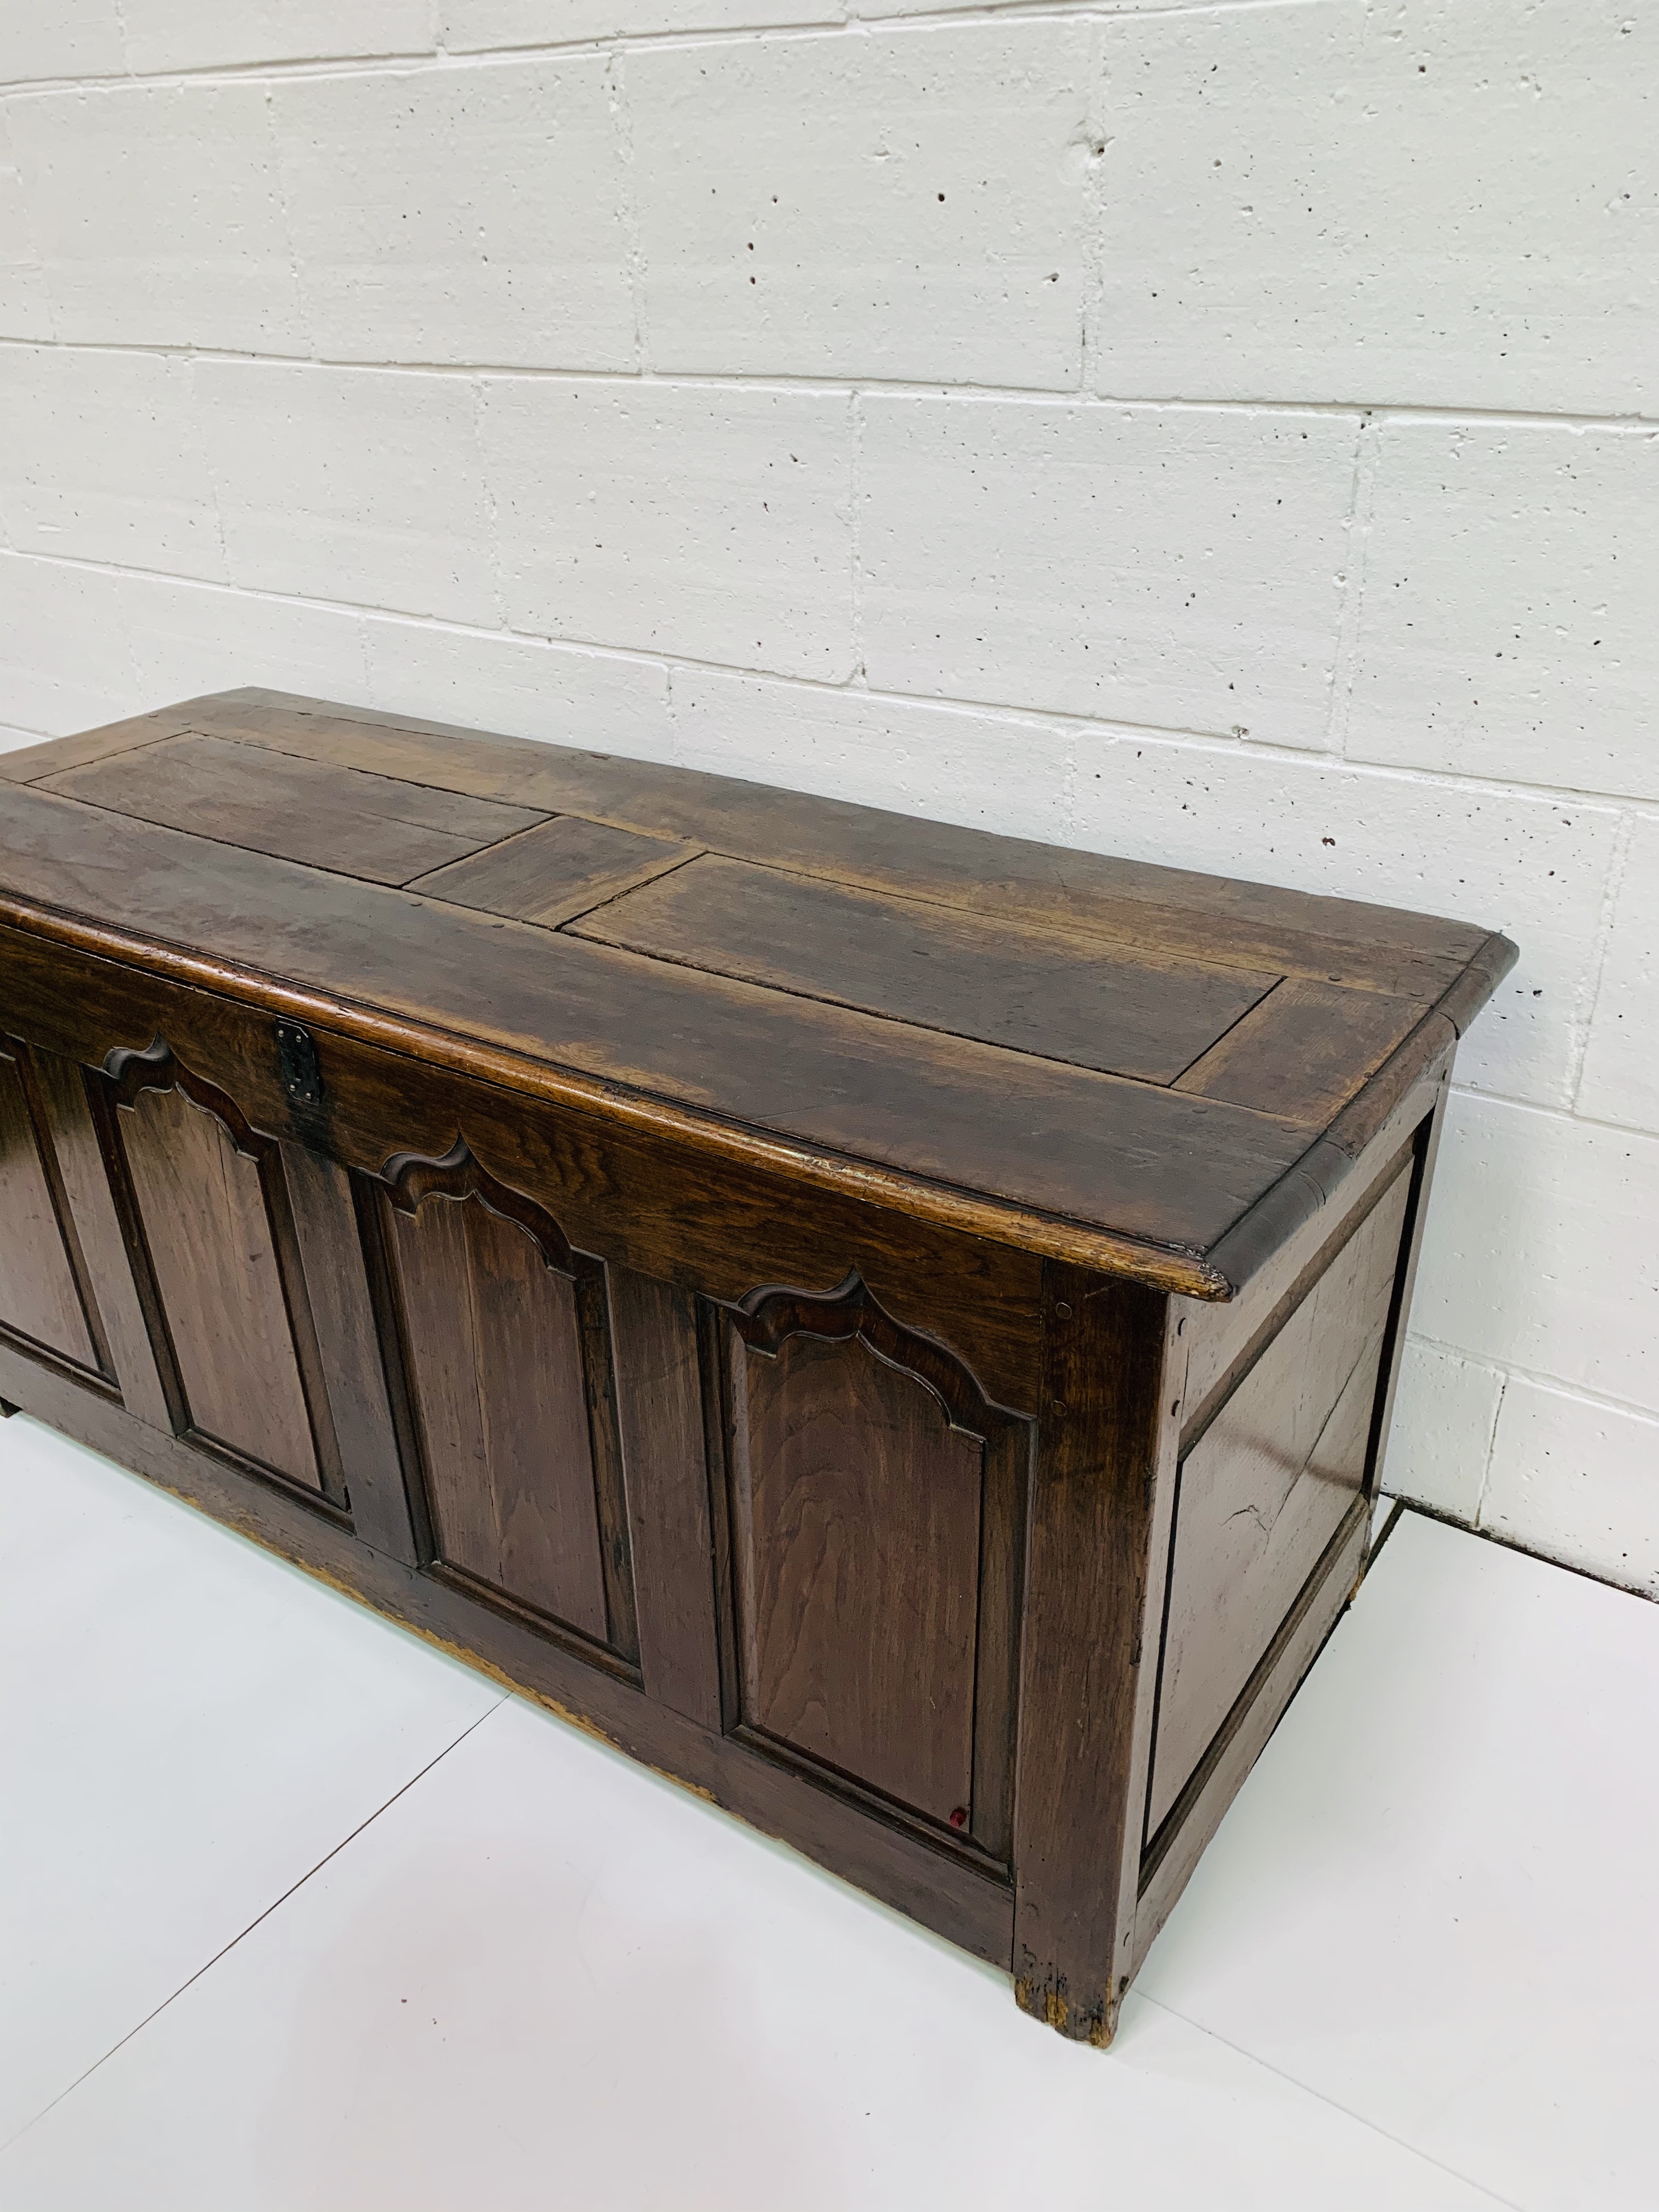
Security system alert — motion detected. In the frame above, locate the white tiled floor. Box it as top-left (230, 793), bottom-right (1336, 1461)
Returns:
top-left (2, 1419), bottom-right (1654, 2210)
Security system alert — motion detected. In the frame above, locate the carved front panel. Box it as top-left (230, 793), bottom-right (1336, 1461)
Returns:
top-left (0, 1040), bottom-right (104, 1374)
top-left (101, 1042), bottom-right (340, 1500)
top-left (375, 1144), bottom-right (636, 1662)
top-left (722, 1276), bottom-right (1027, 1861)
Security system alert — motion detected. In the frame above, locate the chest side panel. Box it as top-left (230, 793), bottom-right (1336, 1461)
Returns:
top-left (1147, 1149), bottom-right (1415, 1844)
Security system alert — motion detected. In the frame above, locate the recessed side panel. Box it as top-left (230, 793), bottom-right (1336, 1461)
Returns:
top-left (116, 1077), bottom-right (324, 1491)
top-left (0, 1042), bottom-right (100, 1373)
top-left (721, 1276), bottom-right (1026, 1864)
top-left (1147, 1158), bottom-right (1415, 1842)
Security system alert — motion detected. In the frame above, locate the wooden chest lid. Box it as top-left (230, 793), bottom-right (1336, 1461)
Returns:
top-left (0, 689), bottom-right (1515, 1299)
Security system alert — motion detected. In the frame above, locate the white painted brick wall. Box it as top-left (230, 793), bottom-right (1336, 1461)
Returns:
top-left (196, 360), bottom-right (498, 622)
top-left (271, 60), bottom-right (637, 370)
top-left (7, 84), bottom-right (306, 351)
top-left (1092, 0), bottom-right (1657, 416)
top-left (628, 25), bottom-right (1094, 387)
top-left (481, 377), bottom-right (854, 675)
top-left (1348, 421), bottom-right (1659, 799)
top-left (1, 2), bottom-right (1654, 1593)
top-left (0, 345), bottom-right (223, 573)
top-left (861, 397), bottom-right (1357, 742)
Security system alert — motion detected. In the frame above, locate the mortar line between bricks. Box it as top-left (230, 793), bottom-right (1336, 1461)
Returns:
top-left (849, 389), bottom-right (867, 683)
top-left (1443, 1079), bottom-right (1659, 1146)
top-left (606, 44), bottom-right (651, 377)
top-left (7, 544), bottom-right (1659, 819)
top-left (0, 2), bottom-right (1337, 97)
top-left (108, 0), bottom-right (133, 77)
top-left (1401, 1340), bottom-right (1659, 1435)
top-left (261, 81), bottom-right (314, 363)
top-left (0, 336), bottom-right (1654, 431)
top-left (1323, 413), bottom-right (1378, 758)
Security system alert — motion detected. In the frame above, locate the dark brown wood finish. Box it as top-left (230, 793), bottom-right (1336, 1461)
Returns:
top-left (0, 1039), bottom-right (105, 1373)
top-left (0, 918), bottom-right (1046, 1413)
top-left (27, 1041), bottom-right (170, 1429)
top-left (0, 779), bottom-right (1319, 1285)
top-left (0, 690), bottom-right (1516, 2047)
top-left (44, 730), bottom-right (546, 885)
top-left (1012, 1272), bottom-right (1180, 2047)
top-left (180, 692), bottom-right (1504, 1005)
top-left (410, 813), bottom-right (696, 924)
top-left (279, 1138), bottom-right (417, 1561)
top-left (97, 1040), bottom-right (345, 1505)
top-left (1175, 976), bottom-right (1427, 1123)
top-left (607, 1264), bottom-right (723, 1729)
top-left (573, 852), bottom-right (1280, 1082)
top-left (719, 1272), bottom-right (1028, 1864)
top-left (374, 1143), bottom-right (637, 1662)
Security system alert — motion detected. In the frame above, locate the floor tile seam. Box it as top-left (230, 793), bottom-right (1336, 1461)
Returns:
top-left (1131, 1993), bottom-right (1527, 2212)
top-left (1380, 1497), bottom-right (1659, 1607)
top-left (0, 1691), bottom-right (512, 2160)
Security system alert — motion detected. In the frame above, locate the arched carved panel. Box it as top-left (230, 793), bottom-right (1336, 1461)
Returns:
top-left (721, 1272), bottom-right (1029, 1861)
top-left (373, 1137), bottom-right (637, 1664)
top-left (0, 1037), bottom-right (110, 1379)
top-left (97, 1037), bottom-right (342, 1503)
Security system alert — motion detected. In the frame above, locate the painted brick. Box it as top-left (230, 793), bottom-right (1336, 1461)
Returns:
top-left (439, 0), bottom-right (837, 53)
top-left (855, 0), bottom-right (1163, 18)
top-left (668, 667), bottom-right (1070, 844)
top-left (0, 552), bottom-right (137, 735)
top-left (482, 378), bottom-right (853, 680)
top-left (0, 3), bottom-right (125, 86)
top-left (860, 398), bottom-right (1356, 747)
top-left (0, 346), bottom-right (224, 576)
top-left (120, 0), bottom-right (437, 76)
top-left (5, 84), bottom-right (306, 354)
top-left (362, 617), bottom-right (672, 759)
top-left (272, 60), bottom-right (635, 371)
top-left (1413, 1093), bottom-right (1659, 1414)
top-left (195, 362), bottom-right (498, 627)
top-left (120, 571), bottom-right (373, 708)
top-left (1577, 815), bottom-right (1659, 1136)
top-left (1484, 1378), bottom-right (1659, 1598)
top-left (630, 24), bottom-right (1090, 388)
top-left (0, 112), bottom-right (54, 340)
top-left (1093, 0), bottom-right (1659, 415)
top-left (1348, 422), bottom-right (1659, 802)
top-left (1066, 734), bottom-right (1616, 1110)
top-left (1381, 1339), bottom-right (1504, 1523)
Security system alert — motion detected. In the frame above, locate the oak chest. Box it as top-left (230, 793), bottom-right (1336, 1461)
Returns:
top-left (0, 689), bottom-right (1514, 2046)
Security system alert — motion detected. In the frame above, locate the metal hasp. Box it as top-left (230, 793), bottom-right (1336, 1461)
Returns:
top-left (274, 1018), bottom-right (323, 1108)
